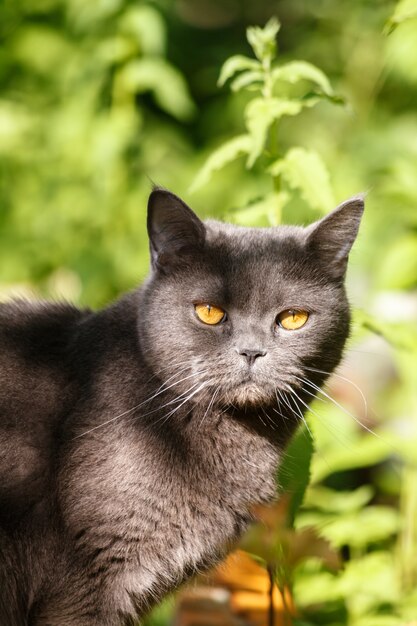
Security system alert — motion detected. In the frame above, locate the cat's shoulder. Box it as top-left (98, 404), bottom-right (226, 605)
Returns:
top-left (0, 298), bottom-right (91, 348)
top-left (0, 298), bottom-right (92, 395)
top-left (0, 300), bottom-right (92, 519)
top-left (0, 297), bottom-right (88, 327)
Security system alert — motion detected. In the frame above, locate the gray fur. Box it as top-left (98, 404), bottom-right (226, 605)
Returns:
top-left (0, 189), bottom-right (364, 625)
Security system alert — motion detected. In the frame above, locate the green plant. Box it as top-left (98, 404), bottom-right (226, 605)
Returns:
top-left (189, 14), bottom-right (417, 626)
top-left (191, 17), bottom-right (340, 225)
top-left (2, 2), bottom-right (417, 624)
top-left (0, 0), bottom-right (195, 306)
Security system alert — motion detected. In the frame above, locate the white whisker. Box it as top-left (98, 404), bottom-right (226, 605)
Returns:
top-left (298, 376), bottom-right (379, 440)
top-left (73, 369), bottom-right (207, 439)
top-left (198, 386), bottom-right (220, 430)
top-left (285, 389), bottom-right (314, 440)
top-left (304, 365), bottom-right (368, 419)
top-left (153, 382), bottom-right (210, 427)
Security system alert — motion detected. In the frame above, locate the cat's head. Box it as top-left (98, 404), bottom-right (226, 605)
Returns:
top-left (140, 189), bottom-right (364, 416)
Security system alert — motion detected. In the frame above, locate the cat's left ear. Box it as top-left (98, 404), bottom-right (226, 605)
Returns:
top-left (147, 188), bottom-right (206, 272)
top-left (305, 195), bottom-right (365, 279)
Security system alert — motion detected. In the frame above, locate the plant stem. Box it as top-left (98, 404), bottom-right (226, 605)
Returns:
top-left (267, 564), bottom-right (275, 626)
top-left (398, 464), bottom-right (417, 590)
top-left (262, 55), bottom-right (273, 99)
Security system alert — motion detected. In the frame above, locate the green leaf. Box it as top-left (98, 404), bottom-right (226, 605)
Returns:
top-left (272, 60), bottom-right (334, 96)
top-left (304, 485), bottom-right (374, 514)
top-left (311, 433), bottom-right (394, 483)
top-left (116, 58), bottom-right (195, 120)
top-left (353, 617), bottom-right (404, 626)
top-left (247, 17), bottom-right (280, 62)
top-left (119, 5), bottom-right (167, 56)
top-left (385, 0), bottom-right (417, 34)
top-left (142, 596), bottom-right (176, 626)
top-left (268, 147), bottom-right (334, 212)
top-left (230, 70), bottom-right (264, 92)
top-left (376, 234), bottom-right (417, 289)
top-left (295, 552), bottom-right (400, 613)
top-left (230, 191), bottom-right (290, 226)
top-left (12, 26), bottom-right (73, 74)
top-left (354, 309), bottom-right (417, 352)
top-left (340, 552), bottom-right (400, 614)
top-left (277, 423), bottom-right (315, 527)
top-left (300, 506), bottom-right (401, 549)
top-left (294, 568), bottom-right (343, 606)
top-left (0, 101), bottom-right (32, 151)
top-left (217, 55), bottom-right (261, 87)
top-left (97, 36), bottom-right (136, 64)
top-left (189, 135), bottom-right (252, 192)
top-left (244, 98), bottom-right (304, 167)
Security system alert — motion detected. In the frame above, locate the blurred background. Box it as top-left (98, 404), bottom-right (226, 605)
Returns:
top-left (1, 0), bottom-right (417, 624)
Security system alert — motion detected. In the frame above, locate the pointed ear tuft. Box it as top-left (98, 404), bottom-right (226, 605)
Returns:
top-left (306, 195), bottom-right (365, 279)
top-left (147, 189), bottom-right (205, 272)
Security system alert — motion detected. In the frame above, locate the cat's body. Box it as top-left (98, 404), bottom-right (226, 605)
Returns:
top-left (0, 190), bottom-right (364, 625)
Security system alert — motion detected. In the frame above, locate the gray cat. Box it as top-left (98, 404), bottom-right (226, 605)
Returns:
top-left (0, 188), bottom-right (364, 625)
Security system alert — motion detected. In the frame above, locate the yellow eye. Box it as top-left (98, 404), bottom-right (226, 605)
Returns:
top-left (195, 303), bottom-right (226, 325)
top-left (277, 309), bottom-right (309, 331)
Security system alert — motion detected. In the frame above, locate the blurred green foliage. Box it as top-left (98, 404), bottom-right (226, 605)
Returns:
top-left (2, 1), bottom-right (417, 625)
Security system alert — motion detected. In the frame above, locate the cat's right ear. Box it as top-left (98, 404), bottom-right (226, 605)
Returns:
top-left (305, 195), bottom-right (365, 279)
top-left (147, 188), bottom-right (206, 273)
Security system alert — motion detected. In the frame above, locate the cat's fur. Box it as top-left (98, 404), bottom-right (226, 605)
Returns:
top-left (0, 189), bottom-right (364, 625)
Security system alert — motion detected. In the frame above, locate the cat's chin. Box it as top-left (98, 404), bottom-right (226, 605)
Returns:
top-left (222, 382), bottom-right (273, 409)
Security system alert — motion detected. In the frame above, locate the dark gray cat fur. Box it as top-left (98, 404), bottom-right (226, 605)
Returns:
top-left (0, 189), bottom-right (364, 625)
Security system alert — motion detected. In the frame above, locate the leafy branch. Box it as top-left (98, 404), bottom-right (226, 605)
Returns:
top-left (191, 17), bottom-right (342, 224)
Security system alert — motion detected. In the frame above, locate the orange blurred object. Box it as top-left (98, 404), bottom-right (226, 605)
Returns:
top-left (174, 550), bottom-right (295, 626)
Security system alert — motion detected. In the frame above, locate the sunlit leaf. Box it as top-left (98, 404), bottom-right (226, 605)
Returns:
top-left (268, 147), bottom-right (334, 212)
top-left (231, 191), bottom-right (290, 226)
top-left (230, 70), bottom-right (264, 92)
top-left (190, 135), bottom-right (251, 191)
top-left (218, 55), bottom-right (261, 86)
top-left (295, 552), bottom-right (400, 615)
top-left (340, 552), bottom-right (400, 614)
top-left (244, 98), bottom-right (304, 166)
top-left (311, 433), bottom-right (394, 483)
top-left (298, 506), bottom-right (400, 549)
top-left (376, 234), bottom-right (417, 289)
top-left (116, 58), bottom-right (195, 120)
top-left (119, 5), bottom-right (167, 56)
top-left (96, 36), bottom-right (136, 64)
top-left (272, 60), bottom-right (334, 96)
top-left (0, 101), bottom-right (32, 151)
top-left (354, 309), bottom-right (417, 352)
top-left (67, 0), bottom-right (122, 25)
top-left (277, 423), bottom-right (315, 527)
top-left (385, 0), bottom-right (417, 34)
top-left (353, 617), bottom-right (404, 626)
top-left (12, 26), bottom-right (73, 74)
top-left (247, 17), bottom-right (280, 62)
top-left (304, 485), bottom-right (374, 514)
top-left (294, 568), bottom-right (343, 606)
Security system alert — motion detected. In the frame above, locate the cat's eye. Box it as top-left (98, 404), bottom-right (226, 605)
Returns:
top-left (194, 303), bottom-right (226, 325)
top-left (277, 309), bottom-right (309, 331)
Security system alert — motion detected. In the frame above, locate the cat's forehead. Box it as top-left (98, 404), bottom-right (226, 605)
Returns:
top-left (195, 220), bottom-right (322, 309)
top-left (204, 219), bottom-right (306, 250)
top-left (204, 219), bottom-right (309, 274)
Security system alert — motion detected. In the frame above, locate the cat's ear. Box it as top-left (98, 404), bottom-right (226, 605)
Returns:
top-left (306, 195), bottom-right (364, 279)
top-left (147, 188), bottom-right (206, 272)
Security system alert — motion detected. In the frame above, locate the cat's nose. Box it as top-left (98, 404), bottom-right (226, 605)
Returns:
top-left (237, 348), bottom-right (267, 366)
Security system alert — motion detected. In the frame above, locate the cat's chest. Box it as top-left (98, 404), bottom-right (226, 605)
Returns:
top-left (107, 428), bottom-right (279, 618)
top-left (65, 410), bottom-right (280, 619)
